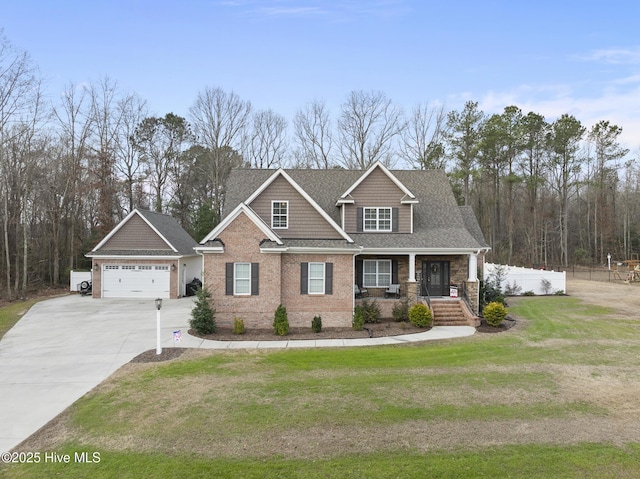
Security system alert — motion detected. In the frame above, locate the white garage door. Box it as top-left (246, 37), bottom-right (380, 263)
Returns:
top-left (102, 265), bottom-right (170, 298)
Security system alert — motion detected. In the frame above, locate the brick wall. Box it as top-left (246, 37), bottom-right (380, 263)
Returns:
top-left (281, 253), bottom-right (354, 328)
top-left (202, 212), bottom-right (282, 328)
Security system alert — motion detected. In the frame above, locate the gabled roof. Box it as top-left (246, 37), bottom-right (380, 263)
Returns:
top-left (89, 209), bottom-right (198, 256)
top-left (339, 161), bottom-right (416, 201)
top-left (245, 168), bottom-right (353, 243)
top-left (222, 165), bottom-right (489, 252)
top-left (199, 203), bottom-right (283, 245)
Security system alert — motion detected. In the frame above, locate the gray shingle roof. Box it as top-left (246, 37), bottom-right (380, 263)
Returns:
top-left (136, 209), bottom-right (199, 256)
top-left (223, 168), bottom-right (488, 251)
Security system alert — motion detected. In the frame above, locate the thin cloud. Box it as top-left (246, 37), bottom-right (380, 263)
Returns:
top-left (581, 47), bottom-right (640, 64)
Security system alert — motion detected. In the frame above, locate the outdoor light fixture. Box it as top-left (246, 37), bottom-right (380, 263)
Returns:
top-left (155, 298), bottom-right (163, 355)
top-left (171, 264), bottom-right (176, 272)
top-left (93, 263), bottom-right (99, 271)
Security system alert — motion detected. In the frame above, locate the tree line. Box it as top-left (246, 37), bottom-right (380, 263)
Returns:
top-left (0, 33), bottom-right (638, 300)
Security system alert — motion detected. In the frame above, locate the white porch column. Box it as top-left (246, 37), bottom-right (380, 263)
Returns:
top-left (408, 253), bottom-right (416, 282)
top-left (468, 253), bottom-right (478, 281)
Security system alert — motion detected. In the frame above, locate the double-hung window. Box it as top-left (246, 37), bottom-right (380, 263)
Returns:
top-left (226, 262), bottom-right (259, 296)
top-left (363, 207), bottom-right (392, 232)
top-left (272, 201), bottom-right (288, 229)
top-left (363, 260), bottom-right (391, 288)
top-left (300, 262), bottom-right (333, 295)
top-left (234, 263), bottom-right (251, 295)
top-left (308, 262), bottom-right (325, 294)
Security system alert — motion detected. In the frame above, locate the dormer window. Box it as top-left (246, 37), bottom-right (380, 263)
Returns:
top-left (272, 201), bottom-right (288, 229)
top-left (364, 207), bottom-right (391, 232)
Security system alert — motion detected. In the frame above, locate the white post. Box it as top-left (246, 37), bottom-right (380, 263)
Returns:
top-left (156, 308), bottom-right (162, 355)
top-left (408, 253), bottom-right (416, 282)
top-left (468, 253), bottom-right (478, 281)
top-left (155, 298), bottom-right (163, 355)
top-left (607, 253), bottom-right (611, 270)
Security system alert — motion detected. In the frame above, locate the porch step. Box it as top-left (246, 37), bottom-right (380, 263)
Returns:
top-left (430, 299), bottom-right (475, 327)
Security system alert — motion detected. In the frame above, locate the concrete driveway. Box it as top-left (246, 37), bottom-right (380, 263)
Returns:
top-left (0, 294), bottom-right (195, 452)
top-left (0, 294), bottom-right (476, 453)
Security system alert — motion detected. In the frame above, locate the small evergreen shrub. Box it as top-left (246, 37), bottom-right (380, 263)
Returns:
top-left (273, 304), bottom-right (289, 336)
top-left (312, 315), bottom-right (322, 333)
top-left (361, 299), bottom-right (381, 323)
top-left (190, 287), bottom-right (217, 335)
top-left (233, 317), bottom-right (245, 335)
top-left (483, 301), bottom-right (507, 327)
top-left (523, 290), bottom-right (536, 296)
top-left (392, 299), bottom-right (410, 322)
top-left (352, 305), bottom-right (364, 331)
top-left (504, 281), bottom-right (522, 296)
top-left (408, 303), bottom-right (432, 328)
top-left (554, 290), bottom-right (565, 296)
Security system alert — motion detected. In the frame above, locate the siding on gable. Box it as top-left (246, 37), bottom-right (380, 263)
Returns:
top-left (100, 215), bottom-right (170, 250)
top-left (250, 174), bottom-right (342, 239)
top-left (344, 167), bottom-right (412, 233)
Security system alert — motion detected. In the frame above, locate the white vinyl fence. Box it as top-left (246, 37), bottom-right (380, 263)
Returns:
top-left (484, 263), bottom-right (566, 295)
top-left (70, 270), bottom-right (92, 292)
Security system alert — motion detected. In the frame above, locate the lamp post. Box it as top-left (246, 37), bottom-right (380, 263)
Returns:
top-left (155, 298), bottom-right (163, 355)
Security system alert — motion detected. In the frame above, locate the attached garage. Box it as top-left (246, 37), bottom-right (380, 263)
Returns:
top-left (102, 264), bottom-right (170, 298)
top-left (86, 209), bottom-right (201, 299)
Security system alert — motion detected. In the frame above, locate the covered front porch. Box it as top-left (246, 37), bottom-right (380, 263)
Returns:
top-left (354, 251), bottom-right (484, 314)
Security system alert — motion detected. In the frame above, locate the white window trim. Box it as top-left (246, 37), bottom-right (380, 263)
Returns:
top-left (234, 262), bottom-right (251, 295)
top-left (363, 207), bottom-right (392, 232)
top-left (271, 200), bottom-right (289, 229)
top-left (308, 262), bottom-right (325, 295)
top-left (363, 260), bottom-right (392, 288)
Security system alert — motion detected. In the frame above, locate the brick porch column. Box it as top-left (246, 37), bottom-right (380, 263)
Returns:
top-left (466, 280), bottom-right (480, 314)
top-left (406, 281), bottom-right (417, 304)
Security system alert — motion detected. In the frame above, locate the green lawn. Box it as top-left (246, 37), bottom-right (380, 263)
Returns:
top-left (3, 295), bottom-right (640, 478)
top-left (0, 298), bottom-right (39, 340)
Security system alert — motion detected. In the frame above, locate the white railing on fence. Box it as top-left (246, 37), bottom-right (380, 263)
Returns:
top-left (70, 270), bottom-right (92, 292)
top-left (484, 263), bottom-right (566, 295)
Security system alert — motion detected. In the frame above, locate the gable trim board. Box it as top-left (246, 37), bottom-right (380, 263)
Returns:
top-left (339, 161), bottom-right (416, 202)
top-left (199, 203), bottom-right (283, 246)
top-left (91, 209), bottom-right (177, 253)
top-left (244, 169), bottom-right (354, 243)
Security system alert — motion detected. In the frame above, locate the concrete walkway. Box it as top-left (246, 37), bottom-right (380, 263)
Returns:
top-left (0, 294), bottom-right (475, 452)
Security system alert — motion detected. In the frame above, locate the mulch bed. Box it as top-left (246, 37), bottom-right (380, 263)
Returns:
top-left (131, 318), bottom-right (516, 362)
top-left (131, 348), bottom-right (188, 363)
top-left (476, 317), bottom-right (516, 333)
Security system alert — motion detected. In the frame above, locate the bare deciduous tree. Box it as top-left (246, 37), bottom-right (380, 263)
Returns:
top-left (293, 99), bottom-right (334, 169)
top-left (246, 109), bottom-right (288, 169)
top-left (399, 101), bottom-right (448, 169)
top-left (337, 90), bottom-right (403, 169)
top-left (189, 87), bottom-right (250, 222)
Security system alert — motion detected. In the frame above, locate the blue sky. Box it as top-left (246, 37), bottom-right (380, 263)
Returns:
top-left (3, 0), bottom-right (640, 150)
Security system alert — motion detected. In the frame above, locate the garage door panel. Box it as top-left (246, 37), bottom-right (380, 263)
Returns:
top-left (103, 265), bottom-right (170, 298)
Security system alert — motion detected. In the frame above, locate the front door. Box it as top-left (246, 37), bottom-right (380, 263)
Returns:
top-left (422, 261), bottom-right (450, 296)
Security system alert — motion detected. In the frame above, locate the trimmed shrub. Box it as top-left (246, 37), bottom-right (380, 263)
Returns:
top-left (190, 287), bottom-right (216, 335)
top-left (311, 315), bottom-right (322, 333)
top-left (483, 301), bottom-right (507, 327)
top-left (233, 317), bottom-right (245, 335)
top-left (408, 303), bottom-right (432, 328)
top-left (392, 299), bottom-right (410, 322)
top-left (273, 304), bottom-right (289, 336)
top-left (554, 290), bottom-right (565, 296)
top-left (523, 290), bottom-right (536, 296)
top-left (361, 299), bottom-right (381, 323)
top-left (352, 305), bottom-right (364, 331)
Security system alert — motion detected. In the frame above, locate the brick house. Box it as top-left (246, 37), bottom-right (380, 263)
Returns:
top-left (197, 162), bottom-right (489, 328)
